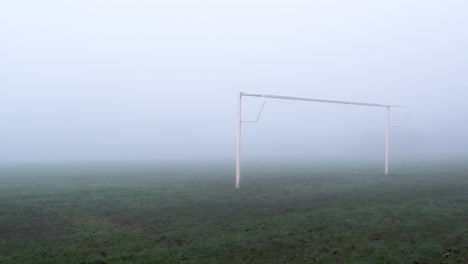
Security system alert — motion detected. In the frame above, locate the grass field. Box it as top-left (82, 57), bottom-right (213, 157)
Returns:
top-left (0, 160), bottom-right (466, 264)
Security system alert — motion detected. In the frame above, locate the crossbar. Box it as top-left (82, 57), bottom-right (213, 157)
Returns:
top-left (241, 92), bottom-right (406, 108)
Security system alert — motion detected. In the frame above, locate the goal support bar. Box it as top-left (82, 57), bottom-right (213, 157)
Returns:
top-left (236, 92), bottom-right (407, 188)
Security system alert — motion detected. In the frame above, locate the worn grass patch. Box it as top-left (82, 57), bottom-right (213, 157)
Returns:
top-left (0, 161), bottom-right (466, 263)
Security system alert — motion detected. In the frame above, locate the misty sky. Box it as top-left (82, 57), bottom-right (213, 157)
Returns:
top-left (1, 0), bottom-right (467, 163)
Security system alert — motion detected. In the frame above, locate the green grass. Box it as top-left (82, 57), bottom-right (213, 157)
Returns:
top-left (0, 160), bottom-right (466, 263)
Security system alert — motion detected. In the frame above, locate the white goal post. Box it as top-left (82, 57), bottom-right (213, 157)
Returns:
top-left (236, 92), bottom-right (408, 188)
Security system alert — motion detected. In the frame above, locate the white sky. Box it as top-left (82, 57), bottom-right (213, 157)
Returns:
top-left (1, 0), bottom-right (468, 163)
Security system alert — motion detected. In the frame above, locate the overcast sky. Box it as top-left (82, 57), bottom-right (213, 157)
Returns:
top-left (1, 0), bottom-right (467, 163)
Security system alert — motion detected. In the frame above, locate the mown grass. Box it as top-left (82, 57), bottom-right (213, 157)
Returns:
top-left (0, 160), bottom-right (466, 264)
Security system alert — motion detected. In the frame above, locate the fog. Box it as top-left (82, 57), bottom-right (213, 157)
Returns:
top-left (1, 0), bottom-right (467, 164)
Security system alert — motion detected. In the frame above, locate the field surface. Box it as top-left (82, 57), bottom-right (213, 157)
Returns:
top-left (0, 161), bottom-right (466, 264)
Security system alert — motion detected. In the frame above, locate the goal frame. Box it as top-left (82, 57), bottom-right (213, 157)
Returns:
top-left (236, 92), bottom-right (407, 188)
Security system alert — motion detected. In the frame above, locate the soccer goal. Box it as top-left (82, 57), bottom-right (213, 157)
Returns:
top-left (235, 92), bottom-right (408, 188)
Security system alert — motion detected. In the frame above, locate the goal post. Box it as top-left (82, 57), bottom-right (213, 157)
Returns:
top-left (235, 92), bottom-right (408, 188)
